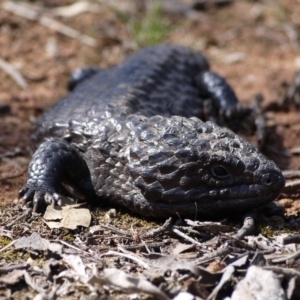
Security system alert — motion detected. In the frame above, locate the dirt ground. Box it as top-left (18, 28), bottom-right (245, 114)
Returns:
top-left (1, 0), bottom-right (300, 299)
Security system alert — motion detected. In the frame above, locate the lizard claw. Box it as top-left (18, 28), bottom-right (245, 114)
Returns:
top-left (19, 186), bottom-right (35, 203)
top-left (32, 191), bottom-right (46, 212)
top-left (19, 185), bottom-right (56, 212)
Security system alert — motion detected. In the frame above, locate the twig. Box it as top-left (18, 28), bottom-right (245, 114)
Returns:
top-left (2, 1), bottom-right (97, 47)
top-left (283, 234), bottom-right (300, 245)
top-left (39, 16), bottom-right (97, 47)
top-left (283, 180), bottom-right (300, 192)
top-left (271, 250), bottom-right (300, 264)
top-left (6, 208), bottom-right (32, 227)
top-left (195, 245), bottom-right (231, 265)
top-left (100, 250), bottom-right (150, 269)
top-left (228, 245), bottom-right (273, 255)
top-left (122, 240), bottom-right (172, 251)
top-left (0, 263), bottom-right (29, 274)
top-left (50, 1), bottom-right (101, 18)
top-left (0, 240), bottom-right (16, 253)
top-left (283, 170), bottom-right (300, 179)
top-left (207, 266), bottom-right (235, 300)
top-left (57, 240), bottom-right (85, 253)
top-left (171, 226), bottom-right (203, 247)
top-left (142, 217), bottom-right (172, 238)
top-left (0, 57), bottom-right (27, 89)
top-left (90, 224), bottom-right (132, 238)
top-left (234, 213), bottom-right (255, 240)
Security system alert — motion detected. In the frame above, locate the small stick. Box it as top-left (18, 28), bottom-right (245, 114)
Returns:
top-left (283, 180), bottom-right (300, 192)
top-left (195, 246), bottom-right (231, 265)
top-left (142, 217), bottom-right (172, 238)
top-left (0, 263), bottom-right (29, 274)
top-left (123, 240), bottom-right (171, 251)
top-left (271, 250), bottom-right (300, 264)
top-left (50, 1), bottom-right (101, 18)
top-left (282, 170), bottom-right (300, 179)
top-left (0, 57), bottom-right (27, 89)
top-left (2, 1), bottom-right (97, 47)
top-left (234, 214), bottom-right (255, 240)
top-left (171, 227), bottom-right (203, 247)
top-left (283, 234), bottom-right (300, 245)
top-left (39, 16), bottom-right (97, 47)
top-left (57, 240), bottom-right (85, 253)
top-left (100, 250), bottom-right (150, 269)
top-left (0, 240), bottom-right (16, 253)
top-left (6, 208), bottom-right (32, 227)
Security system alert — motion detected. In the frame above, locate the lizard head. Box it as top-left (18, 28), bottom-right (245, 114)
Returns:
top-left (126, 115), bottom-right (285, 217)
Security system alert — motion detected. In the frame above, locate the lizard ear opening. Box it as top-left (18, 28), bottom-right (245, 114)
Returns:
top-left (211, 165), bottom-right (230, 180)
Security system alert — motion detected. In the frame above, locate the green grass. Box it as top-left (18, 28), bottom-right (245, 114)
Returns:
top-left (129, 3), bottom-right (175, 47)
top-left (106, 2), bottom-right (175, 47)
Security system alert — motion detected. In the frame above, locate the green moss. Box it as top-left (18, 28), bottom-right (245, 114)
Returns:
top-left (257, 223), bottom-right (296, 238)
top-left (0, 203), bottom-right (9, 211)
top-left (115, 211), bottom-right (158, 230)
top-left (258, 225), bottom-right (275, 237)
top-left (1, 251), bottom-right (20, 263)
top-left (63, 234), bottom-right (75, 243)
top-left (0, 236), bottom-right (12, 248)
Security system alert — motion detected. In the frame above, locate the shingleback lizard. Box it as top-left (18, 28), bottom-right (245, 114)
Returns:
top-left (19, 45), bottom-right (285, 218)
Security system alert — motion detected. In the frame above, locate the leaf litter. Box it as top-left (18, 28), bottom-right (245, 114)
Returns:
top-left (2, 201), bottom-right (300, 299)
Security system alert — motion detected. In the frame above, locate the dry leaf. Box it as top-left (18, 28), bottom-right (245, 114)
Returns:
top-left (62, 254), bottom-right (88, 279)
top-left (89, 268), bottom-right (170, 300)
top-left (43, 204), bottom-right (91, 229)
top-left (14, 232), bottom-right (62, 254)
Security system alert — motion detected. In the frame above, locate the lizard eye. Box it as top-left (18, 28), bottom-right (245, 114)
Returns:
top-left (211, 165), bottom-right (230, 179)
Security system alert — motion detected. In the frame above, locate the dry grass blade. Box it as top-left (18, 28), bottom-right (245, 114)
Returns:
top-left (49, 1), bottom-right (101, 18)
top-left (171, 226), bottom-right (203, 246)
top-left (2, 1), bottom-right (97, 47)
top-left (100, 250), bottom-right (150, 269)
top-left (0, 263), bottom-right (29, 275)
top-left (0, 57), bottom-right (27, 89)
top-left (283, 170), bottom-right (300, 179)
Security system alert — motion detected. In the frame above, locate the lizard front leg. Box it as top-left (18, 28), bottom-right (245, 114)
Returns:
top-left (19, 138), bottom-right (95, 211)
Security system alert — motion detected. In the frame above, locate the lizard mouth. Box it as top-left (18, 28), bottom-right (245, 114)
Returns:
top-left (144, 190), bottom-right (283, 218)
top-left (196, 191), bottom-right (282, 214)
top-left (166, 171), bottom-right (285, 217)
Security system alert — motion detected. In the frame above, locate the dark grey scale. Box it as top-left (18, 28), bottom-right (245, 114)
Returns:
top-left (140, 166), bottom-right (160, 183)
top-left (20, 44), bottom-right (285, 218)
top-left (157, 169), bottom-right (183, 191)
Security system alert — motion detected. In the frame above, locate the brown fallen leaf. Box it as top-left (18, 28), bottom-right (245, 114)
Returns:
top-left (89, 268), bottom-right (170, 300)
top-left (14, 232), bottom-right (62, 254)
top-left (43, 204), bottom-right (91, 230)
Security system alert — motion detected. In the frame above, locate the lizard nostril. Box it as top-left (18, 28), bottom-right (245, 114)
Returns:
top-left (261, 172), bottom-right (284, 187)
top-left (261, 173), bottom-right (275, 186)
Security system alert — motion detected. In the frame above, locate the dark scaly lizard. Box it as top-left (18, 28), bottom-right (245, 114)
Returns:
top-left (19, 45), bottom-right (285, 218)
